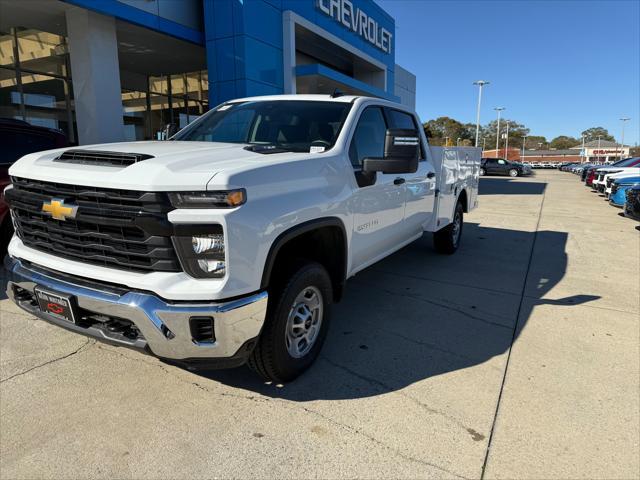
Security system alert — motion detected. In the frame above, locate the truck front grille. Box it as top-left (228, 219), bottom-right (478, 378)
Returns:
top-left (7, 177), bottom-right (181, 273)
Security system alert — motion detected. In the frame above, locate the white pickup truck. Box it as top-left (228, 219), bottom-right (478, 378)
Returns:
top-left (5, 94), bottom-right (479, 381)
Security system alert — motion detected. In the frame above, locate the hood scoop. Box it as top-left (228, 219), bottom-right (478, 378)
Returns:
top-left (54, 149), bottom-right (154, 167)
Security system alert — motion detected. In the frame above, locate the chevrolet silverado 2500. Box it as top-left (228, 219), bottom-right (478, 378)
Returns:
top-left (4, 95), bottom-right (480, 382)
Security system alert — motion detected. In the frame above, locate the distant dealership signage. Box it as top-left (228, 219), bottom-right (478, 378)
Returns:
top-left (592, 149), bottom-right (626, 154)
top-left (316, 0), bottom-right (393, 54)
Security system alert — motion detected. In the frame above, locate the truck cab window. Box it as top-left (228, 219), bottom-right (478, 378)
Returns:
top-left (349, 107), bottom-right (386, 167)
top-left (386, 109), bottom-right (415, 130)
top-left (385, 108), bottom-right (424, 159)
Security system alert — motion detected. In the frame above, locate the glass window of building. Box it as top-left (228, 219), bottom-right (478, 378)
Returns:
top-left (0, 27), bottom-right (76, 143)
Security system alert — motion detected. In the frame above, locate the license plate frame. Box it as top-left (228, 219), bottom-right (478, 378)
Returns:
top-left (34, 286), bottom-right (77, 324)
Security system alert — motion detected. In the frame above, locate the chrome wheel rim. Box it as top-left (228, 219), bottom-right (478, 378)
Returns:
top-left (452, 210), bottom-right (462, 247)
top-left (509, 169), bottom-right (517, 177)
top-left (285, 286), bottom-right (323, 358)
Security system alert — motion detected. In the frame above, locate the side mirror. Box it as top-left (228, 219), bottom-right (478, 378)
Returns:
top-left (362, 128), bottom-right (420, 174)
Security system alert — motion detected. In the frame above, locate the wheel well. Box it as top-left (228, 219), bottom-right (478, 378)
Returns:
top-left (262, 221), bottom-right (347, 302)
top-left (458, 189), bottom-right (469, 212)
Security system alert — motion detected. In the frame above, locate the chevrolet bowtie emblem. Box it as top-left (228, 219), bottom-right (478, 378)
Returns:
top-left (42, 199), bottom-right (78, 221)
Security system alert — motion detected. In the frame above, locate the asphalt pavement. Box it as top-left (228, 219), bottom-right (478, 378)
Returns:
top-left (1, 170), bottom-right (638, 479)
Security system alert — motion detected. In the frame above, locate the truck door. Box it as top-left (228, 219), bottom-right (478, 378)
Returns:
top-left (349, 106), bottom-right (408, 271)
top-left (384, 108), bottom-right (436, 233)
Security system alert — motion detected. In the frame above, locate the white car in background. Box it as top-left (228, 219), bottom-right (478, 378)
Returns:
top-left (605, 169), bottom-right (640, 196)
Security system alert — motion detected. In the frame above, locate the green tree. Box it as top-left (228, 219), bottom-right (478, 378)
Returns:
top-left (423, 117), bottom-right (475, 146)
top-left (479, 119), bottom-right (530, 150)
top-left (581, 127), bottom-right (614, 142)
top-left (549, 135), bottom-right (580, 149)
top-left (525, 136), bottom-right (548, 149)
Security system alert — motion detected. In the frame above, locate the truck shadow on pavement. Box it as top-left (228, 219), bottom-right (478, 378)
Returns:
top-left (479, 177), bottom-right (546, 195)
top-left (199, 222), bottom-right (599, 400)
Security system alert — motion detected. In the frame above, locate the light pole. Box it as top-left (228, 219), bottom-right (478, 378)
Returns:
top-left (597, 135), bottom-right (602, 162)
top-left (494, 107), bottom-right (505, 152)
top-left (504, 121), bottom-right (510, 159)
top-left (473, 80), bottom-right (489, 147)
top-left (619, 117), bottom-right (630, 161)
top-left (521, 135), bottom-right (527, 162)
top-left (581, 134), bottom-right (586, 163)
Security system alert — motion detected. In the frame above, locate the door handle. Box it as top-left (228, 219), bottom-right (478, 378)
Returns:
top-left (427, 172), bottom-right (436, 179)
top-left (393, 177), bottom-right (405, 185)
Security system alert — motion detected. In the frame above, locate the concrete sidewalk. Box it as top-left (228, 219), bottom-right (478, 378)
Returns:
top-left (1, 170), bottom-right (638, 479)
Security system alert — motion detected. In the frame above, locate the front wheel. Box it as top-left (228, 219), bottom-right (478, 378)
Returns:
top-left (247, 261), bottom-right (332, 382)
top-left (433, 201), bottom-right (463, 254)
top-left (480, 167), bottom-right (486, 176)
top-left (509, 168), bottom-right (519, 177)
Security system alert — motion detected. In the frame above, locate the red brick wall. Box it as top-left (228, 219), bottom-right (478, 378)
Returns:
top-left (523, 155), bottom-right (582, 164)
top-left (482, 148), bottom-right (522, 161)
top-left (482, 149), bottom-right (583, 164)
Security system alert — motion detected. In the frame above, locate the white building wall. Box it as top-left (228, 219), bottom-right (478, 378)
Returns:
top-left (66, 8), bottom-right (125, 145)
top-left (394, 64), bottom-right (416, 109)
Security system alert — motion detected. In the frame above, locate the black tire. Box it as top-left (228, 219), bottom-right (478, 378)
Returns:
top-left (433, 201), bottom-right (463, 254)
top-left (508, 168), bottom-right (518, 177)
top-left (480, 167), bottom-right (486, 176)
top-left (247, 261), bottom-right (332, 382)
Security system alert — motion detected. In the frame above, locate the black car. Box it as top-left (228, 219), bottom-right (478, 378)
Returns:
top-left (624, 185), bottom-right (640, 221)
top-left (480, 157), bottom-right (527, 177)
top-left (0, 118), bottom-right (68, 258)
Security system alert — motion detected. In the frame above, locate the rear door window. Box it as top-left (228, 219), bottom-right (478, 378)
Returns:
top-left (385, 108), bottom-right (424, 160)
top-left (386, 109), bottom-right (417, 130)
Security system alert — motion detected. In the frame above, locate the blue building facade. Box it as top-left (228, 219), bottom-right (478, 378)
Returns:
top-left (1, 0), bottom-right (415, 145)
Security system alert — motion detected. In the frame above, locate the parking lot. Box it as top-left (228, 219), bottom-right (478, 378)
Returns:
top-left (1, 170), bottom-right (638, 479)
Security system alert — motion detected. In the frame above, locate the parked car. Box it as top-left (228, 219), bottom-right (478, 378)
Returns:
top-left (0, 119), bottom-right (68, 258)
top-left (480, 157), bottom-right (529, 177)
top-left (609, 176), bottom-right (640, 207)
top-left (605, 170), bottom-right (640, 197)
top-left (623, 185), bottom-right (640, 220)
top-left (592, 158), bottom-right (640, 193)
top-left (4, 94), bottom-right (480, 382)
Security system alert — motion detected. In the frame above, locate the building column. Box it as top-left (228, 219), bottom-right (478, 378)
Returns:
top-left (65, 7), bottom-right (124, 145)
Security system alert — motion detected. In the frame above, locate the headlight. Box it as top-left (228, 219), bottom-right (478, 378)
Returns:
top-left (169, 189), bottom-right (246, 208)
top-left (173, 232), bottom-right (226, 278)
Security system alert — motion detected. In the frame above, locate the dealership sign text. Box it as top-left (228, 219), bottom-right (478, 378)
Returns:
top-left (316, 0), bottom-right (393, 54)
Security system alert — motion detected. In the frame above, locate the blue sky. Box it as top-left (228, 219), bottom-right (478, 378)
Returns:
top-left (378, 0), bottom-right (640, 145)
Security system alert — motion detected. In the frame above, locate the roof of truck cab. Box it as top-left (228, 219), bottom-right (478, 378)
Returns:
top-left (226, 94), bottom-right (360, 103)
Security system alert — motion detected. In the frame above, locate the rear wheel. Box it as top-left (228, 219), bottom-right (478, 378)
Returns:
top-left (247, 261), bottom-right (332, 382)
top-left (433, 201), bottom-right (463, 254)
top-left (509, 168), bottom-right (518, 177)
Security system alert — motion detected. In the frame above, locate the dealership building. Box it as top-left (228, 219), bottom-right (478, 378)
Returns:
top-left (0, 0), bottom-right (416, 145)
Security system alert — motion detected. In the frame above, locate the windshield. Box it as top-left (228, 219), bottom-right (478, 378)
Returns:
top-left (173, 100), bottom-right (352, 153)
top-left (603, 157), bottom-right (639, 168)
top-left (611, 157), bottom-right (639, 167)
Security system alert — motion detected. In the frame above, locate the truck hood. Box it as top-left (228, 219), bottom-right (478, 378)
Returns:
top-left (8, 141), bottom-right (303, 190)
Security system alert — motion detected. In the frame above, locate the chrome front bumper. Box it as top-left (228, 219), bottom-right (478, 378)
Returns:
top-left (5, 257), bottom-right (268, 366)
